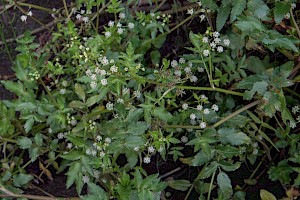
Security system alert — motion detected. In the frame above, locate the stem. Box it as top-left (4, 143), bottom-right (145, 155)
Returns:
top-left (0, 138), bottom-right (17, 143)
top-left (62, 0), bottom-right (69, 17)
top-left (207, 170), bottom-right (216, 200)
top-left (17, 2), bottom-right (54, 13)
top-left (211, 100), bottom-right (260, 128)
top-left (38, 78), bottom-right (59, 108)
top-left (284, 88), bottom-right (300, 99)
top-left (184, 184), bottom-right (194, 200)
top-left (290, 8), bottom-right (300, 39)
top-left (176, 85), bottom-right (244, 96)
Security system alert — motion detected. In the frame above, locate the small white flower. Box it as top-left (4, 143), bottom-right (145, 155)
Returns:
top-left (174, 70), bottom-right (182, 77)
top-left (90, 81), bottom-right (97, 89)
top-left (76, 14), bottom-right (82, 20)
top-left (62, 80), bottom-right (68, 87)
top-left (284, 13), bottom-right (290, 19)
top-left (93, 170), bottom-right (100, 179)
top-left (148, 146), bottom-right (155, 153)
top-left (82, 16), bottom-right (89, 23)
top-left (90, 74), bottom-right (97, 80)
top-left (213, 31), bottom-right (220, 38)
top-left (59, 88), bottom-right (66, 95)
top-left (27, 11), bottom-right (33, 16)
top-left (105, 137), bottom-right (111, 144)
top-left (70, 119), bottom-right (77, 126)
top-left (197, 1), bottom-right (202, 6)
top-left (198, 67), bottom-right (204, 73)
top-left (203, 50), bottom-right (210, 57)
top-left (134, 146), bottom-right (140, 151)
top-left (108, 20), bottom-right (114, 27)
top-left (91, 150), bottom-right (97, 156)
top-left (196, 105), bottom-right (203, 111)
top-left (179, 58), bottom-right (186, 64)
top-left (99, 151), bottom-right (105, 157)
top-left (82, 175), bottom-right (90, 183)
top-left (106, 102), bottom-right (113, 110)
top-left (171, 60), bottom-right (178, 67)
top-left (290, 121), bottom-right (297, 129)
top-left (105, 31), bottom-right (111, 38)
top-left (48, 128), bottom-right (53, 134)
top-left (117, 98), bottom-right (124, 104)
top-left (291, 3), bottom-right (296, 9)
top-left (210, 42), bottom-right (216, 48)
top-left (117, 22), bottom-right (122, 27)
top-left (181, 136), bottom-right (188, 143)
top-left (203, 108), bottom-right (210, 114)
top-left (184, 67), bottom-right (191, 73)
top-left (252, 142), bottom-right (258, 148)
top-left (143, 156), bottom-right (151, 164)
top-left (133, 90), bottom-right (141, 98)
top-left (292, 106), bottom-right (299, 114)
top-left (117, 28), bottom-right (124, 34)
top-left (67, 143), bottom-right (73, 149)
top-left (57, 133), bottom-right (64, 139)
top-left (223, 39), bottom-right (230, 46)
top-left (182, 103), bottom-right (188, 110)
top-left (20, 15), bottom-right (27, 22)
top-left (119, 12), bottom-right (126, 19)
top-left (123, 87), bottom-right (130, 95)
top-left (100, 69), bottom-right (107, 76)
top-left (128, 22), bottom-right (135, 29)
top-left (190, 75), bottom-right (198, 82)
top-left (110, 65), bottom-right (118, 73)
top-left (202, 37), bottom-right (209, 43)
top-left (211, 104), bottom-right (219, 112)
top-left (80, 9), bottom-right (85, 14)
top-left (190, 113), bottom-right (196, 120)
top-left (214, 38), bottom-right (221, 44)
top-left (200, 121), bottom-right (207, 129)
top-left (101, 79), bottom-right (108, 86)
top-left (187, 8), bottom-right (194, 15)
top-left (200, 94), bottom-right (207, 100)
top-left (217, 46), bottom-right (224, 53)
top-left (199, 14), bottom-right (205, 21)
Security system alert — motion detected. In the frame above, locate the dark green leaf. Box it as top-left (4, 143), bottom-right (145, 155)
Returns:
top-left (274, 2), bottom-right (290, 24)
top-left (167, 180), bottom-right (191, 191)
top-left (197, 161), bottom-right (218, 179)
top-left (217, 171), bottom-right (233, 199)
top-left (217, 4), bottom-right (231, 31)
top-left (17, 136), bottom-right (32, 149)
top-left (75, 83), bottom-right (85, 101)
top-left (218, 128), bottom-right (251, 145)
top-left (13, 174), bottom-right (33, 187)
top-left (230, 0), bottom-right (246, 22)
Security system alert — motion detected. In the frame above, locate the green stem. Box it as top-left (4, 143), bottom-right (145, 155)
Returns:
top-left (207, 170), bottom-right (216, 200)
top-left (176, 85), bottom-right (244, 96)
top-left (17, 2), bottom-right (54, 13)
top-left (211, 100), bottom-right (260, 128)
top-left (0, 138), bottom-right (17, 143)
top-left (62, 0), bottom-right (69, 17)
top-left (38, 78), bottom-right (59, 108)
top-left (284, 88), bottom-right (300, 99)
top-left (184, 184), bottom-right (194, 200)
top-left (290, 8), bottom-right (300, 39)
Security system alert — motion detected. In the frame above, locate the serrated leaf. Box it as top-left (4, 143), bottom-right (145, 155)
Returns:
top-left (13, 59), bottom-right (27, 81)
top-left (126, 108), bottom-right (143, 122)
top-left (13, 174), bottom-right (33, 187)
top-left (80, 182), bottom-right (108, 200)
top-left (219, 160), bottom-right (241, 171)
top-left (260, 189), bottom-right (277, 200)
top-left (66, 135), bottom-right (86, 148)
top-left (235, 16), bottom-right (266, 32)
top-left (24, 117), bottom-right (34, 133)
top-left (230, 0), bottom-right (246, 22)
top-left (86, 95), bottom-right (101, 107)
top-left (152, 107), bottom-right (173, 122)
top-left (197, 161), bottom-right (218, 179)
top-left (69, 100), bottom-right (85, 109)
top-left (1, 81), bottom-right (33, 100)
top-left (247, 0), bottom-right (270, 20)
top-left (60, 150), bottom-right (84, 161)
top-left (189, 32), bottom-right (201, 50)
top-left (191, 150), bottom-right (215, 166)
top-left (218, 128), bottom-right (251, 146)
top-left (17, 136), bottom-right (32, 149)
top-left (75, 83), bottom-right (85, 101)
top-left (274, 2), bottom-right (290, 24)
top-left (167, 180), bottom-right (191, 191)
top-left (66, 162), bottom-right (81, 189)
top-left (127, 122), bottom-right (148, 135)
top-left (201, 0), bottom-right (218, 10)
top-left (217, 172), bottom-right (233, 199)
top-left (216, 145), bottom-right (241, 158)
top-left (217, 4), bottom-right (231, 32)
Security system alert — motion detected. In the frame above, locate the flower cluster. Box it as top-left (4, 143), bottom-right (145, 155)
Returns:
top-left (201, 30), bottom-right (230, 57)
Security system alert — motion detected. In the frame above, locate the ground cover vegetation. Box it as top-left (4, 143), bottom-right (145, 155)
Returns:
top-left (0, 0), bottom-right (300, 199)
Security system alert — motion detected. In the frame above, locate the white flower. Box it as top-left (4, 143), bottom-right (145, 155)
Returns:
top-left (57, 133), bottom-right (64, 139)
top-left (217, 46), bottom-right (224, 53)
top-left (20, 15), bottom-right (27, 22)
top-left (223, 39), bottom-right (230, 46)
top-left (181, 136), bottom-right (188, 143)
top-left (99, 69), bottom-right (106, 76)
top-left (198, 67), bottom-right (204, 73)
top-left (80, 9), bottom-right (85, 14)
top-left (27, 11), bottom-right (33, 16)
top-left (284, 13), bottom-right (290, 19)
top-left (48, 128), bottom-right (53, 134)
top-left (108, 20), bottom-right (114, 27)
top-left (203, 108), bottom-right (210, 114)
top-left (197, 1), bottom-right (202, 6)
top-left (179, 58), bottom-right (186, 64)
top-left (292, 106), bottom-right (299, 114)
top-left (190, 75), bottom-right (198, 82)
top-left (134, 146), bottom-right (140, 151)
top-left (82, 175), bottom-right (90, 183)
top-left (59, 88), bottom-right (66, 95)
top-left (82, 16), bottom-right (89, 23)
top-left (62, 80), bottom-right (68, 87)
top-left (76, 14), bottom-right (82, 20)
top-left (188, 62), bottom-right (193, 67)
top-left (182, 103), bottom-right (188, 110)
top-left (96, 135), bottom-right (102, 141)
top-left (203, 50), bottom-right (210, 57)
top-left (106, 102), bottom-right (114, 110)
top-left (119, 12), bottom-right (126, 19)
top-left (213, 31), bottom-right (220, 38)
top-left (101, 57), bottom-right (109, 65)
top-left (99, 151), bottom-right (105, 157)
top-left (174, 70), bottom-right (182, 77)
top-left (171, 60), bottom-right (178, 67)
top-left (93, 170), bottom-right (100, 179)
top-left (90, 81), bottom-right (97, 89)
top-left (214, 38), bottom-right (221, 44)
top-left (200, 121), bottom-right (207, 129)
top-left (128, 22), bottom-right (135, 29)
top-left (90, 74), bottom-right (97, 80)
top-left (187, 8), bottom-right (194, 15)
top-left (117, 98), bottom-right (124, 104)
top-left (211, 104), bottom-right (219, 112)
top-left (184, 67), bottom-right (191, 73)
top-left (101, 79), bottom-right (108, 86)
top-left (133, 91), bottom-right (141, 98)
top-left (210, 42), bottom-right (216, 48)
top-left (123, 87), bottom-right (130, 95)
top-left (110, 65), bottom-right (118, 73)
top-left (196, 105), bottom-right (203, 111)
top-left (143, 156), bottom-right (151, 164)
top-left (91, 150), bottom-right (97, 156)
top-left (105, 31), bottom-right (111, 38)
top-left (117, 22), bottom-right (122, 27)
top-left (148, 146), bottom-right (155, 153)
top-left (252, 142), bottom-right (258, 148)
top-left (290, 121), bottom-right (296, 129)
top-left (105, 137), bottom-right (111, 144)
top-left (199, 14), bottom-right (205, 21)
top-left (70, 119), bottom-right (77, 126)
top-left (67, 143), bottom-right (73, 149)
top-left (190, 113), bottom-right (196, 120)
top-left (200, 94), bottom-right (207, 100)
top-left (291, 3), bottom-right (296, 9)
top-left (202, 37), bottom-right (208, 43)
top-left (117, 28), bottom-right (124, 34)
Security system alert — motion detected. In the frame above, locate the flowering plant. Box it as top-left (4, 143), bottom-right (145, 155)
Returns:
top-left (0, 0), bottom-right (300, 199)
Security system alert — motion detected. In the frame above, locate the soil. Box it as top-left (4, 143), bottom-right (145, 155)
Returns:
top-left (0, 0), bottom-right (287, 199)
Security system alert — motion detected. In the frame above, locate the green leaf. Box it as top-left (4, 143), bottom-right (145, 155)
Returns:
top-left (219, 160), bottom-right (241, 172)
top-left (1, 81), bottom-right (33, 100)
top-left (125, 108), bottom-right (143, 122)
top-left (189, 32), bottom-right (201, 50)
top-left (218, 128), bottom-right (251, 146)
top-left (80, 182), bottom-right (108, 200)
top-left (191, 150), bottom-right (215, 166)
top-left (13, 59), bottom-right (27, 81)
top-left (217, 171), bottom-right (233, 199)
top-left (260, 189), bottom-right (277, 200)
top-left (86, 95), bottom-right (102, 107)
top-left (217, 4), bottom-right (231, 31)
top-left (274, 2), bottom-right (290, 24)
top-left (268, 160), bottom-right (293, 184)
top-left (24, 117), bottom-right (35, 133)
top-left (17, 136), bottom-right (32, 149)
top-left (230, 0), bottom-right (246, 22)
top-left (201, 0), bottom-right (218, 10)
top-left (167, 180), bottom-right (191, 191)
top-left (247, 0), bottom-right (270, 20)
top-left (150, 50), bottom-right (161, 65)
top-left (34, 133), bottom-right (43, 146)
top-left (60, 150), bottom-right (85, 161)
top-left (66, 162), bottom-right (81, 189)
top-left (235, 15), bottom-right (266, 32)
top-left (69, 101), bottom-right (85, 109)
top-left (75, 83), bottom-right (86, 101)
top-left (13, 174), bottom-right (33, 187)
top-left (216, 145), bottom-right (241, 158)
top-left (197, 161), bottom-right (218, 179)
top-left (66, 135), bottom-right (86, 148)
top-left (152, 107), bottom-right (173, 122)
top-left (127, 121), bottom-right (148, 135)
